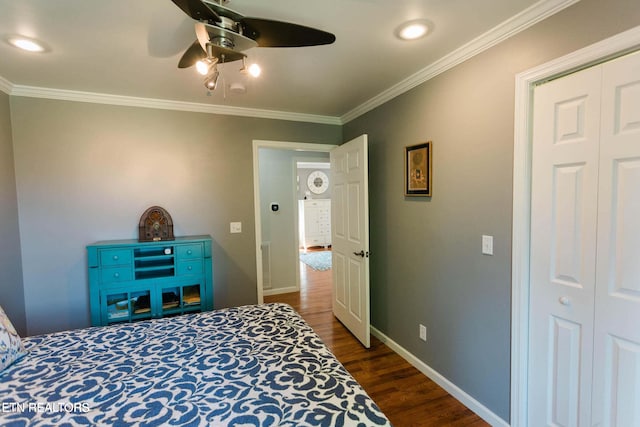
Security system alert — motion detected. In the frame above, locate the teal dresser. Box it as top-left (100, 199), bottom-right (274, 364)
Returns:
top-left (87, 235), bottom-right (213, 326)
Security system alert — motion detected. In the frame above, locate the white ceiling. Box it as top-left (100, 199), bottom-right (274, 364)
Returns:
top-left (0, 0), bottom-right (570, 122)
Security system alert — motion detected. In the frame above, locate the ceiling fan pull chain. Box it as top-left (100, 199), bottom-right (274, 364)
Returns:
top-left (222, 72), bottom-right (227, 99)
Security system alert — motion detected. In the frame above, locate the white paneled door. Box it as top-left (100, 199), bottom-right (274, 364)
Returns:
top-left (591, 50), bottom-right (640, 427)
top-left (330, 134), bottom-right (370, 348)
top-left (529, 50), bottom-right (640, 426)
top-left (530, 63), bottom-right (601, 427)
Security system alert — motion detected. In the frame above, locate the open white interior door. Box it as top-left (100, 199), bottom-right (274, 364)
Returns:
top-left (330, 134), bottom-right (370, 348)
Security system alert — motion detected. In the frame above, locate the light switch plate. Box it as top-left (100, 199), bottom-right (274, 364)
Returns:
top-left (482, 235), bottom-right (493, 255)
top-left (230, 222), bottom-right (242, 234)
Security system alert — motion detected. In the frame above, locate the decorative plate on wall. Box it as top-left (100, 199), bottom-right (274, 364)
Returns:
top-left (307, 170), bottom-right (329, 194)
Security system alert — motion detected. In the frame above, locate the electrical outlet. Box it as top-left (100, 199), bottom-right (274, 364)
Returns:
top-left (419, 324), bottom-right (427, 342)
top-left (230, 222), bottom-right (242, 233)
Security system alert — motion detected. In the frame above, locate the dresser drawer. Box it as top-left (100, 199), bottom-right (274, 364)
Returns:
top-left (176, 244), bottom-right (203, 260)
top-left (100, 267), bottom-right (133, 284)
top-left (177, 260), bottom-right (203, 276)
top-left (307, 237), bottom-right (324, 245)
top-left (100, 249), bottom-right (132, 267)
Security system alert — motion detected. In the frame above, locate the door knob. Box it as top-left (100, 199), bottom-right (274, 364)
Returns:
top-left (559, 296), bottom-right (571, 306)
top-left (353, 250), bottom-right (365, 257)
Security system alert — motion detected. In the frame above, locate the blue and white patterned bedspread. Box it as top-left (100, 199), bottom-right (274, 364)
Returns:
top-left (0, 303), bottom-right (391, 426)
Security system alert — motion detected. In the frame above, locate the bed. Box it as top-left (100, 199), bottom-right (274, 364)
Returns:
top-left (0, 303), bottom-right (391, 426)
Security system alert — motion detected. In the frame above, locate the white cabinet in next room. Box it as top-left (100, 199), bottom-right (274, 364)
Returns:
top-left (298, 199), bottom-right (331, 250)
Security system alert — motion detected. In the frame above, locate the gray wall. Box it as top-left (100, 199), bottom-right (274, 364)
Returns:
top-left (259, 148), bottom-right (298, 292)
top-left (10, 97), bottom-right (340, 335)
top-left (0, 92), bottom-right (26, 336)
top-left (344, 0), bottom-right (640, 421)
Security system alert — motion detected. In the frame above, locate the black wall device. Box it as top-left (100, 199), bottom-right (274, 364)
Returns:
top-left (270, 203), bottom-right (279, 212)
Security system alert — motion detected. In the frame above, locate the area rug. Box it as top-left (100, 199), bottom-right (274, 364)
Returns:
top-left (299, 251), bottom-right (332, 271)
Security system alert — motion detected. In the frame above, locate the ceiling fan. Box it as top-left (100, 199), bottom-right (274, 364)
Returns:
top-left (170, 0), bottom-right (336, 92)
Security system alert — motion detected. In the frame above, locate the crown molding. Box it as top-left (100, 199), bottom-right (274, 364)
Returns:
top-left (8, 84), bottom-right (342, 125)
top-left (0, 75), bottom-right (12, 95)
top-left (340, 0), bottom-right (581, 124)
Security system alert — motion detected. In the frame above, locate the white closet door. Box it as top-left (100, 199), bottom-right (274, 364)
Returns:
top-left (530, 49), bottom-right (640, 427)
top-left (529, 65), bottom-right (602, 427)
top-left (592, 50), bottom-right (640, 427)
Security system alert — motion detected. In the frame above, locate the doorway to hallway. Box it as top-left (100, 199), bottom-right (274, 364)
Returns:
top-left (252, 140), bottom-right (335, 303)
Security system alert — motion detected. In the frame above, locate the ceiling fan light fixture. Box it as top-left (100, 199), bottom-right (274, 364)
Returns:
top-left (239, 58), bottom-right (261, 78)
top-left (196, 60), bottom-right (209, 75)
top-left (395, 20), bottom-right (430, 41)
top-left (196, 56), bottom-right (219, 75)
top-left (248, 63), bottom-right (261, 78)
top-left (204, 69), bottom-right (220, 90)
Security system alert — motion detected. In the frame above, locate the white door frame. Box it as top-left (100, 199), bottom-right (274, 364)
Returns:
top-left (252, 140), bottom-right (337, 304)
top-left (510, 26), bottom-right (640, 426)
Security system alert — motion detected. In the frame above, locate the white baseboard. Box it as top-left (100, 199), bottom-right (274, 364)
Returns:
top-left (262, 286), bottom-right (299, 296)
top-left (370, 326), bottom-right (510, 427)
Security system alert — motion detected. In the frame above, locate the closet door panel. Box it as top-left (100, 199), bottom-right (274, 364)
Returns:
top-left (529, 65), bottom-right (601, 427)
top-left (592, 50), bottom-right (640, 427)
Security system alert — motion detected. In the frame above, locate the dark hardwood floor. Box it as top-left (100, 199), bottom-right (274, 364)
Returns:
top-left (264, 252), bottom-right (489, 427)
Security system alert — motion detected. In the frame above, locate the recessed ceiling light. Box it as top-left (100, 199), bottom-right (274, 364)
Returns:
top-left (5, 35), bottom-right (47, 52)
top-left (395, 20), bottom-right (431, 41)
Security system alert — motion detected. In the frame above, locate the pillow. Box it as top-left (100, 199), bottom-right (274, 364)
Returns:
top-left (0, 305), bottom-right (26, 372)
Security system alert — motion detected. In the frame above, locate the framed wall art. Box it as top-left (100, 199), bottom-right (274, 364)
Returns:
top-left (405, 141), bottom-right (432, 197)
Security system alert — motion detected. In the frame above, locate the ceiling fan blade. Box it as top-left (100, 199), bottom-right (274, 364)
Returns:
top-left (178, 41), bottom-right (206, 68)
top-left (170, 0), bottom-right (220, 23)
top-left (194, 22), bottom-right (211, 51)
top-left (240, 18), bottom-right (335, 48)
